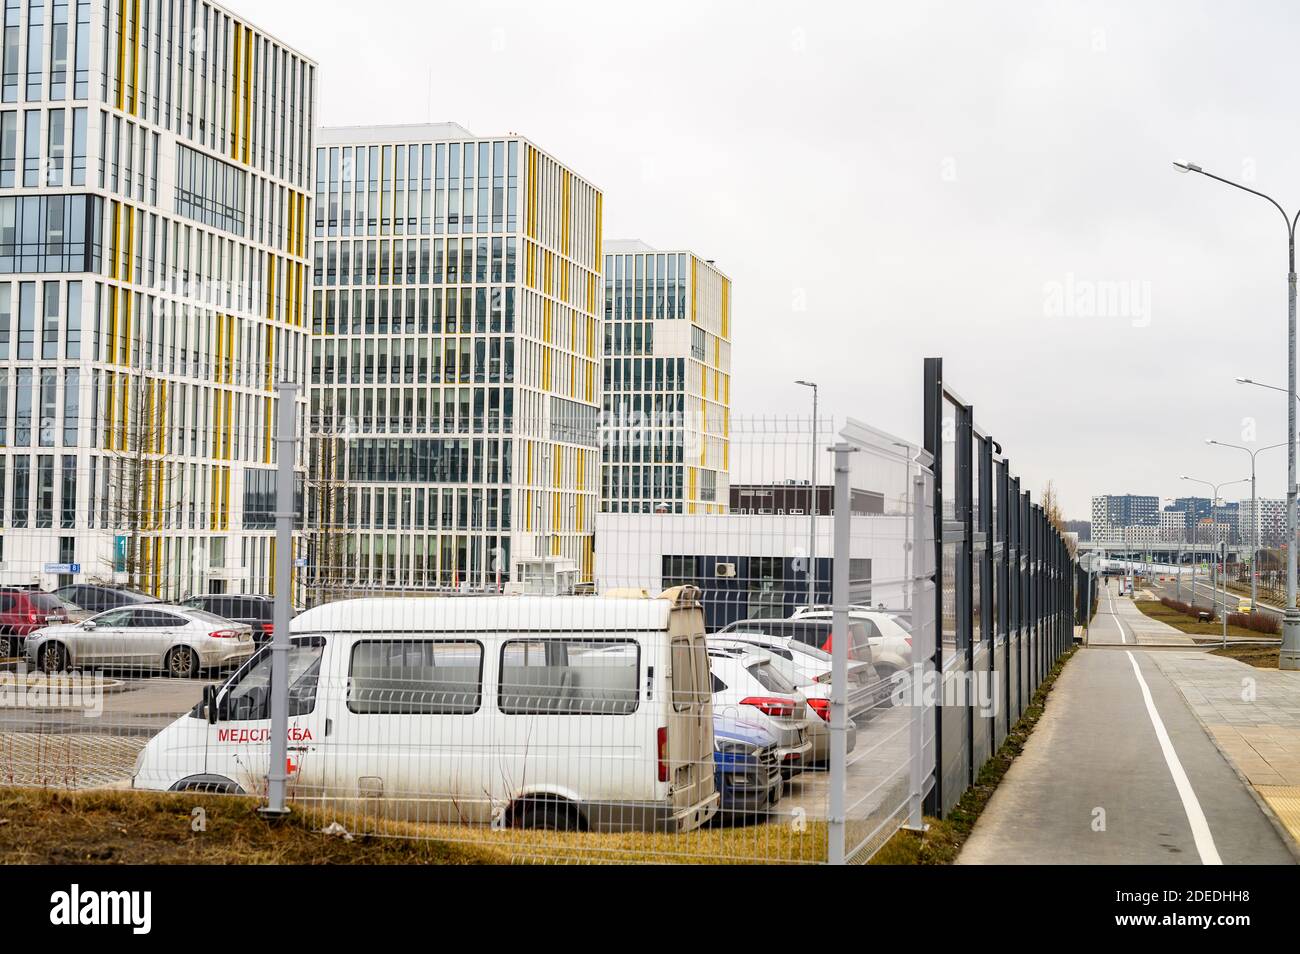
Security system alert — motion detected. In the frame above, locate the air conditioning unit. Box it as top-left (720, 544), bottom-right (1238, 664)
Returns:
top-left (715, 562), bottom-right (737, 578)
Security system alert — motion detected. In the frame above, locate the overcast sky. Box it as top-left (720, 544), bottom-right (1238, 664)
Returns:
top-left (233, 0), bottom-right (1300, 518)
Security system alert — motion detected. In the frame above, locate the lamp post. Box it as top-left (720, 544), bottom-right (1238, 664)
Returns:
top-left (795, 380), bottom-right (819, 607)
top-left (1206, 438), bottom-right (1287, 611)
top-left (1180, 475), bottom-right (1250, 609)
top-left (1176, 160), bottom-right (1300, 669)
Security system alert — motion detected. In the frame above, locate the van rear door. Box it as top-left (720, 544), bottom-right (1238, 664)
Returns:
top-left (664, 587), bottom-right (716, 822)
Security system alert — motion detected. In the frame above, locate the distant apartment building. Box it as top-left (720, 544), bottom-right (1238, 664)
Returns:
top-left (1090, 494), bottom-right (1158, 542)
top-left (1240, 497), bottom-right (1288, 548)
top-left (600, 239), bottom-right (731, 514)
top-left (307, 123), bottom-right (603, 591)
top-left (0, 1), bottom-right (316, 598)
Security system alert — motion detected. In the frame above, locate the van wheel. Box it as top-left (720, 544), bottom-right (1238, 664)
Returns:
top-left (166, 646), bottom-right (199, 679)
top-left (511, 799), bottom-right (585, 832)
top-left (1, 633), bottom-right (20, 659)
top-left (38, 642), bottom-right (67, 673)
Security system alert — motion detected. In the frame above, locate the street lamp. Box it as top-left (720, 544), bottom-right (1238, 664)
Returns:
top-left (1180, 474), bottom-right (1250, 611)
top-left (795, 380), bottom-right (819, 607)
top-left (1206, 438), bottom-right (1287, 610)
top-left (1177, 161), bottom-right (1300, 669)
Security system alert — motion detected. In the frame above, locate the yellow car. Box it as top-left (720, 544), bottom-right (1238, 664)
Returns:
top-left (1237, 598), bottom-right (1254, 615)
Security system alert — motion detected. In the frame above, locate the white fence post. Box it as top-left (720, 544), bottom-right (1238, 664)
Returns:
top-left (907, 467), bottom-right (928, 831)
top-left (261, 381), bottom-right (298, 819)
top-left (827, 441), bottom-right (855, 864)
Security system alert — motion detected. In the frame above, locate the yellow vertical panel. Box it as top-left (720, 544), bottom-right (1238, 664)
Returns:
top-left (224, 391), bottom-right (233, 461)
top-left (266, 254), bottom-right (276, 321)
top-left (263, 395), bottom-right (271, 463)
top-left (243, 28), bottom-right (253, 165)
top-left (230, 23), bottom-right (242, 159)
top-left (222, 467), bottom-right (231, 530)
top-left (722, 278), bottom-right (731, 339)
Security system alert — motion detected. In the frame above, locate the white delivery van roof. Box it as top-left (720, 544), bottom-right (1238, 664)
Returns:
top-left (291, 595), bottom-right (675, 635)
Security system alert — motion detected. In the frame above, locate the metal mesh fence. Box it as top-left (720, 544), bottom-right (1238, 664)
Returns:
top-left (0, 359), bottom-right (1074, 863)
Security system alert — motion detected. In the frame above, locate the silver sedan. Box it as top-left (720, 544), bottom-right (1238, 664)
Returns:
top-left (27, 605), bottom-right (256, 677)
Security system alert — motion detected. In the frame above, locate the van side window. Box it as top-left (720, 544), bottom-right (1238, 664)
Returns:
top-left (348, 640), bottom-right (483, 715)
top-left (499, 638), bottom-right (638, 715)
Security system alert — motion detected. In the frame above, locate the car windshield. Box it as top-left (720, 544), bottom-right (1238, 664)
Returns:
top-left (53, 588), bottom-right (83, 609)
top-left (118, 590), bottom-right (156, 604)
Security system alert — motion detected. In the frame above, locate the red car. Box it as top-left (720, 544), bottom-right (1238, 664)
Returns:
top-left (0, 589), bottom-right (72, 658)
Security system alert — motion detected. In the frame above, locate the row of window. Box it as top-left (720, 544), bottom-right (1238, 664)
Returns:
top-left (311, 286), bottom-right (518, 338)
top-left (315, 140), bottom-right (520, 238)
top-left (308, 485), bottom-right (515, 534)
top-left (312, 236), bottom-right (520, 288)
top-left (604, 252), bottom-right (692, 322)
top-left (0, 193), bottom-right (99, 274)
top-left (0, 365), bottom-right (79, 447)
top-left (0, 0), bottom-right (90, 104)
top-left (0, 450), bottom-right (75, 527)
top-left (101, 0), bottom-right (315, 189)
top-left (0, 106), bottom-right (88, 188)
top-left (0, 278), bottom-right (82, 360)
top-left (311, 386), bottom-right (515, 438)
top-left (175, 143), bottom-right (245, 235)
top-left (300, 532), bottom-right (520, 592)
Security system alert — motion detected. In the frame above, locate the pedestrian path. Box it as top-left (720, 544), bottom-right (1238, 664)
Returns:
top-left (1088, 582), bottom-right (1197, 646)
top-left (1148, 651), bottom-right (1300, 844)
top-left (958, 593), bottom-right (1295, 864)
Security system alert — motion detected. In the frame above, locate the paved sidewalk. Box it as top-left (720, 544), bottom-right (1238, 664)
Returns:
top-left (1089, 583), bottom-right (1196, 646)
top-left (958, 642), bottom-right (1294, 864)
top-left (1148, 651), bottom-right (1300, 843)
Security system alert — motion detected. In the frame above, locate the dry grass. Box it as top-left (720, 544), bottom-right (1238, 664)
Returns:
top-left (1132, 600), bottom-right (1270, 640)
top-left (0, 787), bottom-right (828, 865)
top-left (1209, 644), bottom-right (1281, 669)
top-left (868, 645), bottom-right (1078, 864)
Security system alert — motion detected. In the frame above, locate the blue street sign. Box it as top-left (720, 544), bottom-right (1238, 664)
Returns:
top-left (44, 563), bottom-right (80, 574)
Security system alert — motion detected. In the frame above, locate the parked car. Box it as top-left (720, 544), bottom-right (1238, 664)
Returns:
top-left (788, 608), bottom-right (914, 687)
top-left (709, 641), bottom-right (857, 765)
top-left (712, 715), bottom-right (783, 822)
top-left (28, 605), bottom-right (256, 677)
top-left (708, 648), bottom-right (812, 777)
top-left (133, 588), bottom-right (721, 834)
top-left (708, 631), bottom-right (887, 719)
top-left (53, 584), bottom-right (157, 614)
top-left (0, 589), bottom-right (74, 658)
top-left (179, 594), bottom-right (294, 644)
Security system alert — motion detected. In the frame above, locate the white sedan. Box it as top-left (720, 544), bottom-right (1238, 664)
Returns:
top-left (28, 605), bottom-right (256, 677)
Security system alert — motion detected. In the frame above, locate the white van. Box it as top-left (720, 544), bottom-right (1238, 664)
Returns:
top-left (133, 587), bottom-right (718, 833)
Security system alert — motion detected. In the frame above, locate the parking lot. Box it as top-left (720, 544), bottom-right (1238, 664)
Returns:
top-left (0, 672), bottom-right (215, 789)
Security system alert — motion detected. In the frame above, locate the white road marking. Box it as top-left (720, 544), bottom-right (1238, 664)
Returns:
top-left (1124, 650), bottom-right (1223, 866)
top-left (1105, 585), bottom-right (1127, 644)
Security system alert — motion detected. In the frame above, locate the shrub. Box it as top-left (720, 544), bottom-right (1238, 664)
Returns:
top-left (1227, 612), bottom-right (1280, 636)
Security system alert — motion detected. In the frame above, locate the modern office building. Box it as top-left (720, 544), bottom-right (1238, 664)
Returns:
top-left (600, 239), bottom-right (731, 514)
top-left (0, 1), bottom-right (316, 598)
top-left (307, 123), bottom-right (603, 592)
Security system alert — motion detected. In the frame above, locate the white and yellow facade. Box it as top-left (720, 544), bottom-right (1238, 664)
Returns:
top-left (0, 0), bottom-right (315, 597)
top-left (308, 124), bottom-right (602, 590)
top-left (601, 240), bottom-right (731, 515)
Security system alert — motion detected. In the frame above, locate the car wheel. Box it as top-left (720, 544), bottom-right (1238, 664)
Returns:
top-left (38, 641), bottom-right (67, 673)
top-left (875, 666), bottom-right (900, 706)
top-left (166, 646), bottom-right (200, 679)
top-left (1, 633), bottom-right (19, 660)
